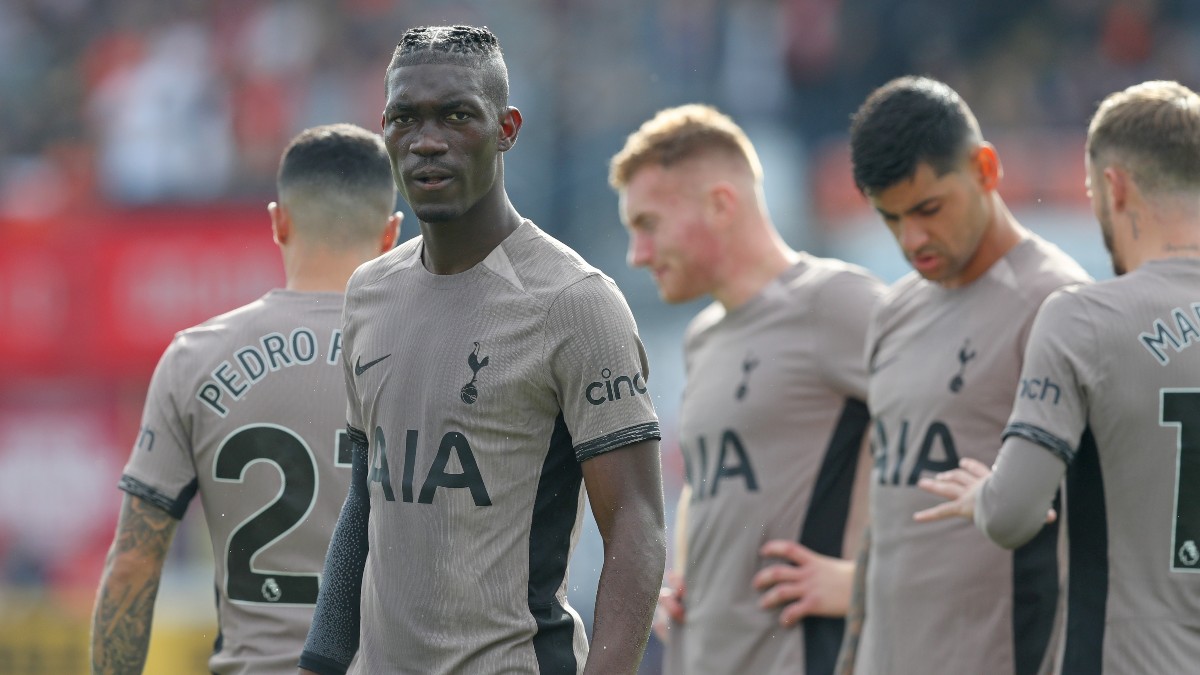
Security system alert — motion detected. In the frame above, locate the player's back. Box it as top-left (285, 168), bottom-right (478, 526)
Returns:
top-left (119, 289), bottom-right (350, 675)
top-left (1026, 258), bottom-right (1200, 673)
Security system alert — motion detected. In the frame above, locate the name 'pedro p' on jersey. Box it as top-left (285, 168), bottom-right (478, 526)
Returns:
top-left (119, 289), bottom-right (352, 675)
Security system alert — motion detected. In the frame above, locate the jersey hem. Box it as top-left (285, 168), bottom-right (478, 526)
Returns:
top-left (575, 421), bottom-right (660, 462)
top-left (117, 474), bottom-right (195, 520)
top-left (1003, 422), bottom-right (1075, 464)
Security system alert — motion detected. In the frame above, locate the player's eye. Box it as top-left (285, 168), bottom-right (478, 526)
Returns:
top-left (447, 111), bottom-right (471, 122)
top-left (916, 204), bottom-right (941, 217)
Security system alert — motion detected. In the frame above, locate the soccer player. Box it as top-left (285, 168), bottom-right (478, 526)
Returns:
top-left (298, 26), bottom-right (665, 675)
top-left (609, 104), bottom-right (884, 674)
top-left (914, 80), bottom-right (1200, 674)
top-left (90, 123), bottom-right (401, 675)
top-left (836, 76), bottom-right (1091, 675)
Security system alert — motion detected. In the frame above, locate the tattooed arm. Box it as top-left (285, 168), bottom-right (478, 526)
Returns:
top-left (834, 526), bottom-right (870, 675)
top-left (91, 494), bottom-right (179, 675)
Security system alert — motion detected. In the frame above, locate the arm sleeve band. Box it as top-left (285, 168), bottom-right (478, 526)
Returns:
top-left (975, 435), bottom-right (1068, 549)
top-left (299, 427), bottom-right (371, 674)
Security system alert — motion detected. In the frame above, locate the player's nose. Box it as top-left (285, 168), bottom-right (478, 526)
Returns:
top-left (627, 232), bottom-right (654, 268)
top-left (897, 218), bottom-right (931, 253)
top-left (409, 122), bottom-right (450, 157)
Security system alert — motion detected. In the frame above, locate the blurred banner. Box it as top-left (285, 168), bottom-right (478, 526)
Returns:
top-left (0, 208), bottom-right (282, 380)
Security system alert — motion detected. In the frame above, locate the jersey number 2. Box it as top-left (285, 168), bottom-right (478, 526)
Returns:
top-left (214, 424), bottom-right (350, 604)
top-left (1160, 389), bottom-right (1200, 572)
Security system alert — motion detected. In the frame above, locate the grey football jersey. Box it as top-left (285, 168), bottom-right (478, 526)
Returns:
top-left (119, 289), bottom-right (351, 675)
top-left (1003, 257), bottom-right (1200, 674)
top-left (859, 236), bottom-right (1090, 675)
top-left (341, 221), bottom-right (660, 674)
top-left (669, 256), bottom-right (883, 675)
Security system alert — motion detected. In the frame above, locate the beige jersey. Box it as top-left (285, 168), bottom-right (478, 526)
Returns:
top-left (119, 289), bottom-right (351, 675)
top-left (670, 255), bottom-right (883, 675)
top-left (1003, 257), bottom-right (1200, 674)
top-left (859, 235), bottom-right (1090, 675)
top-left (340, 221), bottom-right (659, 674)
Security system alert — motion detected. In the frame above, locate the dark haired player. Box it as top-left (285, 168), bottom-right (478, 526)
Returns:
top-left (299, 26), bottom-right (665, 675)
top-left (90, 124), bottom-right (400, 675)
top-left (916, 80), bottom-right (1200, 674)
top-left (835, 76), bottom-right (1090, 675)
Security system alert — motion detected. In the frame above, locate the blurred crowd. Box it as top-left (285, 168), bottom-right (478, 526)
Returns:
top-left (3, 0), bottom-right (1199, 222)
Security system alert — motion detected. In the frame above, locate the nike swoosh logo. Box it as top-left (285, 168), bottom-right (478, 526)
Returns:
top-left (354, 354), bottom-right (391, 376)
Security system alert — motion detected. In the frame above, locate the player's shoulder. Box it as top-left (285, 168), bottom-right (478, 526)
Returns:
top-left (168, 293), bottom-right (274, 355)
top-left (684, 300), bottom-right (726, 345)
top-left (788, 252), bottom-right (887, 308)
top-left (1008, 233), bottom-right (1093, 295)
top-left (346, 235), bottom-right (422, 293)
top-left (505, 221), bottom-right (603, 283)
top-left (871, 270), bottom-right (928, 326)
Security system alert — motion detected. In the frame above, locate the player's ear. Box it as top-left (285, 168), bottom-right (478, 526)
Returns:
top-left (498, 106), bottom-right (522, 152)
top-left (973, 143), bottom-right (1002, 191)
top-left (706, 181), bottom-right (739, 231)
top-left (380, 212), bottom-right (402, 252)
top-left (1103, 166), bottom-right (1128, 213)
top-left (269, 201), bottom-right (291, 246)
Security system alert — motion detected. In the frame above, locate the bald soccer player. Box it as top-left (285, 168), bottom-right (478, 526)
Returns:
top-left (836, 77), bottom-right (1091, 675)
top-left (611, 104), bottom-right (883, 675)
top-left (91, 124), bottom-right (400, 675)
top-left (916, 80), bottom-right (1200, 674)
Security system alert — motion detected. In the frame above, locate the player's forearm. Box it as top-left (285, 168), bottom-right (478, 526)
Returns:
top-left (299, 430), bottom-right (371, 674)
top-left (91, 496), bottom-right (176, 675)
top-left (976, 437), bottom-right (1067, 549)
top-left (834, 526), bottom-right (870, 675)
top-left (585, 515), bottom-right (666, 674)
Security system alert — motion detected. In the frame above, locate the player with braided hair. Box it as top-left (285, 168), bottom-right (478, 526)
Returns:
top-left (299, 25), bottom-right (665, 675)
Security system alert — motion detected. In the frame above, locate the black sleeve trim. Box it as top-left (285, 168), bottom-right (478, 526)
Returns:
top-left (117, 475), bottom-right (196, 520)
top-left (346, 424), bottom-right (367, 446)
top-left (575, 422), bottom-right (661, 462)
top-left (298, 651), bottom-right (349, 675)
top-left (1003, 422), bottom-right (1075, 465)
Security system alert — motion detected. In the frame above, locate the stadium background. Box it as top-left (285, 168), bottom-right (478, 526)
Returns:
top-left (0, 0), bottom-right (1194, 672)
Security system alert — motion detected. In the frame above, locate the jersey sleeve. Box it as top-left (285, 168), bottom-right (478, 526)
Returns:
top-left (814, 269), bottom-right (886, 400)
top-left (117, 336), bottom-right (199, 519)
top-left (1002, 289), bottom-right (1094, 464)
top-left (544, 274), bottom-right (661, 462)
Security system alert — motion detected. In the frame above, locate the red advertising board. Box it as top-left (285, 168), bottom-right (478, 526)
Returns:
top-left (0, 207), bottom-right (283, 380)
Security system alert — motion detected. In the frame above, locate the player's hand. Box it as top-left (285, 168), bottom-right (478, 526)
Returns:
top-left (913, 457), bottom-right (992, 522)
top-left (753, 541), bottom-right (854, 626)
top-left (652, 570), bottom-right (685, 643)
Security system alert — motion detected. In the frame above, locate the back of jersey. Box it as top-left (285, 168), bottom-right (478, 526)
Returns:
top-left (1004, 258), bottom-right (1200, 673)
top-left (119, 289), bottom-right (351, 675)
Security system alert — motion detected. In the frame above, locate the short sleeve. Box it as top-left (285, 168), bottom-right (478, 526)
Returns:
top-left (1002, 289), bottom-right (1093, 464)
top-left (544, 274), bottom-right (660, 462)
top-left (118, 337), bottom-right (199, 519)
top-left (814, 269), bottom-right (886, 401)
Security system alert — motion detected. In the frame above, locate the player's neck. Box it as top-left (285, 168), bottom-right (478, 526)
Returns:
top-left (419, 192), bottom-right (524, 275)
top-left (942, 196), bottom-right (1025, 289)
top-left (1120, 201), bottom-right (1200, 272)
top-left (284, 252), bottom-right (363, 292)
top-left (712, 224), bottom-right (798, 311)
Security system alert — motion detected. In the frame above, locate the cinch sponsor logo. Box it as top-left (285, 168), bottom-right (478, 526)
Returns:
top-left (1020, 375), bottom-right (1061, 405)
top-left (585, 368), bottom-right (647, 405)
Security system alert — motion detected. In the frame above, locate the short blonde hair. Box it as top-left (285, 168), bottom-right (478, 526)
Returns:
top-left (1087, 81), bottom-right (1200, 194)
top-left (609, 104), bottom-right (763, 189)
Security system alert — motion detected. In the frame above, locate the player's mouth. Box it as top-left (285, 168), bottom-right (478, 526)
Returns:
top-left (410, 169), bottom-right (455, 190)
top-left (910, 251), bottom-right (942, 275)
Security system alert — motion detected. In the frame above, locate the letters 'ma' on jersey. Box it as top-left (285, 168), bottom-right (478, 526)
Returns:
top-left (340, 221), bottom-right (659, 674)
top-left (861, 236), bottom-right (1090, 675)
top-left (671, 256), bottom-right (882, 675)
top-left (119, 290), bottom-right (352, 675)
top-left (1004, 258), bottom-right (1200, 674)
